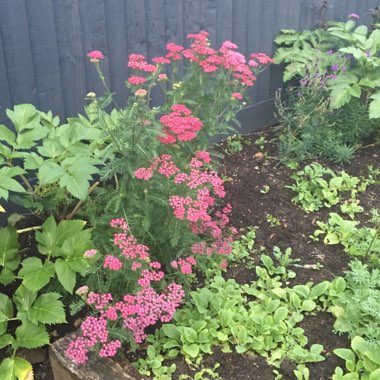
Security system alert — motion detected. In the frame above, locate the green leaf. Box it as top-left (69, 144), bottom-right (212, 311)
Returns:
top-left (18, 258), bottom-right (55, 292)
top-left (13, 320), bottom-right (49, 349)
top-left (274, 307), bottom-right (288, 322)
top-left (334, 348), bottom-right (356, 362)
top-left (162, 324), bottom-right (180, 340)
top-left (310, 281), bottom-right (330, 299)
top-left (0, 356), bottom-right (34, 380)
top-left (23, 153), bottom-right (44, 170)
top-left (0, 125), bottom-right (16, 145)
top-left (0, 293), bottom-right (13, 335)
top-left (330, 84), bottom-right (352, 109)
top-left (183, 344), bottom-right (200, 358)
top-left (38, 162), bottom-right (65, 184)
top-left (28, 292), bottom-right (66, 325)
top-left (13, 286), bottom-right (37, 315)
top-left (0, 226), bottom-right (20, 281)
top-left (370, 369), bottom-right (380, 380)
top-left (0, 176), bottom-right (26, 194)
top-left (6, 104), bottom-right (39, 132)
top-left (59, 170), bottom-right (90, 200)
top-left (369, 92), bottom-right (380, 119)
top-left (183, 327), bottom-right (197, 343)
top-left (301, 300), bottom-right (316, 312)
top-left (0, 334), bottom-right (13, 350)
top-left (55, 259), bottom-right (76, 293)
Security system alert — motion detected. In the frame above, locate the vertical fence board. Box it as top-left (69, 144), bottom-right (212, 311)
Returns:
top-left (232, 0), bottom-right (248, 56)
top-left (53, 0), bottom-right (87, 118)
top-left (26, 0), bottom-right (64, 119)
top-left (0, 32), bottom-right (11, 125)
top-left (164, 0), bottom-right (184, 45)
top-left (104, 0), bottom-right (128, 106)
top-left (0, 0), bottom-right (38, 106)
top-left (216, 0), bottom-right (233, 47)
top-left (79, 0), bottom-right (110, 97)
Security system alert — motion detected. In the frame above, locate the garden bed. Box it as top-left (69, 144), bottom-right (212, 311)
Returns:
top-left (37, 125), bottom-right (379, 380)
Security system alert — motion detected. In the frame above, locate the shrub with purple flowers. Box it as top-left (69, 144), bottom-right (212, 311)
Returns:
top-left (274, 13), bottom-right (379, 163)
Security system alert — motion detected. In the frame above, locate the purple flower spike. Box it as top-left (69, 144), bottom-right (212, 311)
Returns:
top-left (366, 51), bottom-right (372, 58)
top-left (348, 13), bottom-right (359, 20)
top-left (331, 64), bottom-right (339, 72)
top-left (327, 50), bottom-right (334, 55)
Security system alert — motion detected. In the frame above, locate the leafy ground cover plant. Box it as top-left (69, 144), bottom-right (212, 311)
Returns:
top-left (0, 104), bottom-right (103, 218)
top-left (313, 210), bottom-right (380, 267)
top-left (0, 218), bottom-right (93, 378)
top-left (333, 336), bottom-right (380, 379)
top-left (287, 162), bottom-right (376, 212)
top-left (134, 246), bottom-right (333, 378)
top-left (274, 14), bottom-right (380, 163)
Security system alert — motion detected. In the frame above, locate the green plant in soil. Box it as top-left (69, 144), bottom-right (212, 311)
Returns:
top-left (254, 136), bottom-right (268, 150)
top-left (333, 336), bottom-right (380, 379)
top-left (135, 248), bottom-right (335, 379)
top-left (287, 163), bottom-right (376, 213)
top-left (330, 260), bottom-right (380, 342)
top-left (266, 213), bottom-right (281, 227)
top-left (0, 218), bottom-right (94, 378)
top-left (313, 211), bottom-right (380, 268)
top-left (225, 134), bottom-right (244, 155)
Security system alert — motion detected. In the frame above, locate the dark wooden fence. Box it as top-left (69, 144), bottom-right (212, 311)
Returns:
top-left (0, 0), bottom-right (378, 126)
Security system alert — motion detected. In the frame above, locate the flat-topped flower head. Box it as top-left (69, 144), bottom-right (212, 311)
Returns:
top-left (87, 50), bottom-right (104, 63)
top-left (348, 13), bottom-right (359, 20)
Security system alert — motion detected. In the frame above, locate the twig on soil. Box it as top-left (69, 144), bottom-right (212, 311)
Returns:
top-left (17, 225), bottom-right (43, 234)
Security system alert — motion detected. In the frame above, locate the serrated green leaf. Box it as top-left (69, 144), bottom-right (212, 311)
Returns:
top-left (6, 104), bottom-right (39, 132)
top-left (18, 258), bottom-right (55, 292)
top-left (28, 292), bottom-right (66, 325)
top-left (38, 162), bottom-right (65, 184)
top-left (0, 226), bottom-right (20, 279)
top-left (15, 125), bottom-right (47, 149)
top-left (0, 125), bottom-right (16, 145)
top-left (59, 170), bottom-right (89, 200)
top-left (330, 84), bottom-right (352, 109)
top-left (0, 334), bottom-right (13, 350)
top-left (23, 153), bottom-right (44, 170)
top-left (55, 259), bottom-right (76, 293)
top-left (0, 176), bottom-right (26, 194)
top-left (0, 293), bottom-right (13, 335)
top-left (13, 286), bottom-right (37, 314)
top-left (14, 321), bottom-right (49, 349)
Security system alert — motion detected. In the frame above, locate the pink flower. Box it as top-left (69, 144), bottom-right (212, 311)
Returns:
top-left (134, 167), bottom-right (153, 180)
top-left (84, 249), bottom-right (97, 258)
top-left (152, 57), bottom-right (171, 64)
top-left (76, 286), bottom-right (89, 296)
top-left (103, 255), bottom-right (123, 271)
top-left (231, 92), bottom-right (243, 100)
top-left (128, 76), bottom-right (146, 85)
top-left (135, 89), bottom-right (147, 97)
top-left (158, 73), bottom-right (168, 81)
top-left (87, 50), bottom-right (104, 62)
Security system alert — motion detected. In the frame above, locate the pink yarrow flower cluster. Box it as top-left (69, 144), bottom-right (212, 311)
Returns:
top-left (159, 104), bottom-right (203, 144)
top-left (67, 219), bottom-right (185, 364)
top-left (134, 151), bottom-right (235, 257)
top-left (171, 256), bottom-right (197, 274)
top-left (87, 50), bottom-right (104, 62)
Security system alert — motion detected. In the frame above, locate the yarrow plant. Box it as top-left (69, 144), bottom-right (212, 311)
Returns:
top-left (80, 31), bottom-right (271, 265)
top-left (65, 33), bottom-right (271, 364)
